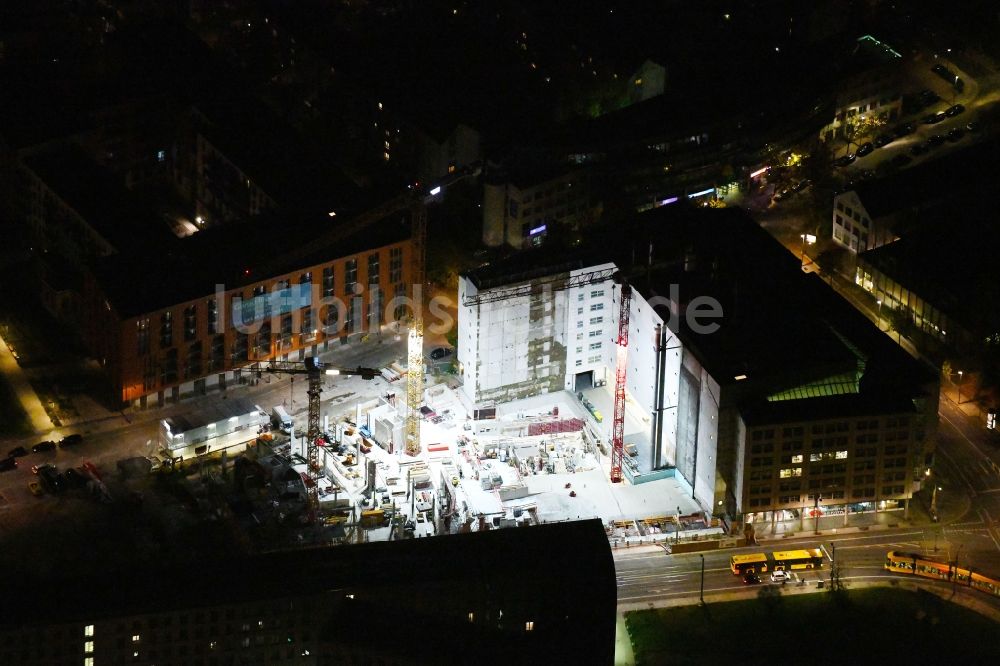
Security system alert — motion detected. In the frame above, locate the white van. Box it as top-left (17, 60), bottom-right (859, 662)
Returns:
top-left (272, 406), bottom-right (293, 433)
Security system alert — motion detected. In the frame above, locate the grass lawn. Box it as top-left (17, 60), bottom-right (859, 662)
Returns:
top-left (626, 586), bottom-right (1000, 665)
top-left (0, 373), bottom-right (31, 438)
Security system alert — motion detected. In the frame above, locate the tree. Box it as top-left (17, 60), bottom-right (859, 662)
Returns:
top-left (815, 248), bottom-right (845, 281)
top-left (845, 114), bottom-right (887, 152)
top-left (886, 307), bottom-right (915, 343)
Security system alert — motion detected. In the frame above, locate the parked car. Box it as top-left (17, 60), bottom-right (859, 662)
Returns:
top-left (919, 89), bottom-right (941, 105)
top-left (946, 103), bottom-right (966, 117)
top-left (743, 571), bottom-right (761, 585)
top-left (28, 481), bottom-right (43, 497)
top-left (890, 154), bottom-right (913, 168)
top-left (855, 142), bottom-right (874, 157)
top-left (7, 446), bottom-right (28, 458)
top-left (64, 468), bottom-right (87, 488)
top-left (947, 128), bottom-right (965, 143)
top-left (893, 122), bottom-right (916, 137)
top-left (429, 346), bottom-right (454, 361)
top-left (926, 134), bottom-right (946, 148)
top-left (32, 441), bottom-right (56, 453)
top-left (967, 120), bottom-right (981, 132)
top-left (923, 112), bottom-right (947, 124)
top-left (833, 153), bottom-right (856, 167)
top-left (0, 457), bottom-right (17, 472)
top-left (59, 434), bottom-right (83, 448)
top-left (770, 570), bottom-right (791, 583)
top-left (38, 466), bottom-right (63, 493)
top-left (910, 143), bottom-right (928, 156)
top-left (873, 134), bottom-right (894, 148)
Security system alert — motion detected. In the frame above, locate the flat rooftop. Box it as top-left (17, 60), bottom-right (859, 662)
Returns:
top-left (464, 204), bottom-right (935, 406)
top-left (91, 204), bottom-right (413, 318)
top-left (0, 520), bottom-right (616, 664)
top-left (859, 203), bottom-right (1000, 335)
top-left (847, 137), bottom-right (1000, 220)
top-left (22, 145), bottom-right (177, 255)
top-left (162, 397), bottom-right (261, 433)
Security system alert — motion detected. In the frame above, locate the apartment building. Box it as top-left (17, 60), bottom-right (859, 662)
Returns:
top-left (820, 35), bottom-right (905, 144)
top-left (0, 520), bottom-right (616, 666)
top-left (482, 167), bottom-right (595, 248)
top-left (741, 396), bottom-right (928, 522)
top-left (84, 215), bottom-right (413, 408)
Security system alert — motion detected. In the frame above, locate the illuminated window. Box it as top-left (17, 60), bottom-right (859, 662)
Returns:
top-left (448, 164), bottom-right (456, 174)
top-left (779, 467), bottom-right (802, 478)
top-left (468, 612), bottom-right (474, 623)
top-left (85, 641), bottom-right (94, 653)
top-left (835, 450), bottom-right (848, 459)
top-left (132, 634), bottom-right (140, 642)
top-left (85, 659), bottom-right (94, 666)
top-left (525, 620), bottom-right (534, 631)
top-left (791, 454), bottom-right (803, 464)
top-left (85, 625), bottom-right (94, 637)
top-left (383, 152), bottom-right (390, 161)
top-left (384, 141), bottom-right (390, 150)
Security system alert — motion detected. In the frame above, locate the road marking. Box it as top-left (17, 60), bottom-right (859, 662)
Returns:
top-left (977, 507), bottom-right (1000, 553)
top-left (935, 444), bottom-right (978, 496)
top-left (821, 544), bottom-right (832, 561)
top-left (820, 531), bottom-right (924, 544)
top-left (941, 409), bottom-right (992, 464)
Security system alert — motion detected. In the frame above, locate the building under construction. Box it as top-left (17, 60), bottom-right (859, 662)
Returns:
top-left (458, 206), bottom-right (938, 524)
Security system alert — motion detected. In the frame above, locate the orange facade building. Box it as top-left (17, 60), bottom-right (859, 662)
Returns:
top-left (84, 214), bottom-right (414, 408)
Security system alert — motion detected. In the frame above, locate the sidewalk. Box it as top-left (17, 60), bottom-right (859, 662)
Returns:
top-left (0, 331), bottom-right (54, 434)
top-left (614, 613), bottom-right (636, 666)
top-left (617, 577), bottom-right (1000, 624)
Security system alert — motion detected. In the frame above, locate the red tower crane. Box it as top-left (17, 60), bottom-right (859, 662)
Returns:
top-left (611, 282), bottom-right (631, 484)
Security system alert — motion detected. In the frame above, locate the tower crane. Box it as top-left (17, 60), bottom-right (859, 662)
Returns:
top-left (405, 200), bottom-right (426, 456)
top-left (254, 358), bottom-right (379, 513)
top-left (610, 280), bottom-right (631, 484)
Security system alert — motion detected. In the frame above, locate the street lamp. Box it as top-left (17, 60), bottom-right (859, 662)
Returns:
top-left (699, 554), bottom-right (705, 605)
top-left (813, 494), bottom-right (823, 535)
top-left (957, 370), bottom-right (964, 404)
top-left (876, 300), bottom-right (883, 331)
top-left (800, 233), bottom-right (816, 272)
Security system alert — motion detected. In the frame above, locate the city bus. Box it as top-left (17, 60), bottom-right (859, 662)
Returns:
top-left (884, 551), bottom-right (1000, 598)
top-left (730, 553), bottom-right (769, 575)
top-left (772, 548), bottom-right (824, 571)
